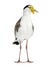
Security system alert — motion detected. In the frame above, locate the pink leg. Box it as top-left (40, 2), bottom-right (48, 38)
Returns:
top-left (26, 40), bottom-right (33, 63)
top-left (15, 42), bottom-right (21, 63)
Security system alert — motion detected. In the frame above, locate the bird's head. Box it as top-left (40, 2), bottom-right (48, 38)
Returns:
top-left (23, 5), bottom-right (38, 14)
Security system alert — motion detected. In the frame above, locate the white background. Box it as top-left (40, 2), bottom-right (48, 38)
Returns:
top-left (0, 0), bottom-right (52, 65)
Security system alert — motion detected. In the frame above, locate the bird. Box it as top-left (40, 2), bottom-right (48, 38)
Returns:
top-left (13, 5), bottom-right (38, 63)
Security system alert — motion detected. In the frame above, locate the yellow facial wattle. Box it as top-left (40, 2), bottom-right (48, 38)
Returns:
top-left (28, 5), bottom-right (38, 14)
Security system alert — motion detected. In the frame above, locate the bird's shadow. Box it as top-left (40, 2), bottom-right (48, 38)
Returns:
top-left (14, 61), bottom-right (34, 63)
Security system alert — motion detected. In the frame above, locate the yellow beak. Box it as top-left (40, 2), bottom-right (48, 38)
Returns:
top-left (32, 9), bottom-right (38, 14)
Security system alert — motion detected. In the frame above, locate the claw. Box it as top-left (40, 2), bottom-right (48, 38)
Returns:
top-left (14, 60), bottom-right (21, 63)
top-left (27, 60), bottom-right (33, 63)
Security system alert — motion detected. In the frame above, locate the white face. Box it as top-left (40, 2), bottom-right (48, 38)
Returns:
top-left (23, 8), bottom-right (31, 14)
top-left (23, 5), bottom-right (38, 14)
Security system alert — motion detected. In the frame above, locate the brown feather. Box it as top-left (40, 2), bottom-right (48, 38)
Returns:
top-left (14, 18), bottom-right (21, 35)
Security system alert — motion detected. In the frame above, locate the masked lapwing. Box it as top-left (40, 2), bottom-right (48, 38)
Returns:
top-left (13, 5), bottom-right (38, 63)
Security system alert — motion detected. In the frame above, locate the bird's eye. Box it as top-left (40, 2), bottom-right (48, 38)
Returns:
top-left (29, 6), bottom-right (31, 8)
top-left (29, 7), bottom-right (31, 8)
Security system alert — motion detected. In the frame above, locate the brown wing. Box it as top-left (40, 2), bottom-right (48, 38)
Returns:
top-left (32, 24), bottom-right (34, 32)
top-left (14, 18), bottom-right (21, 33)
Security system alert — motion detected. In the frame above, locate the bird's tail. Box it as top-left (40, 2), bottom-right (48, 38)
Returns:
top-left (13, 41), bottom-right (19, 45)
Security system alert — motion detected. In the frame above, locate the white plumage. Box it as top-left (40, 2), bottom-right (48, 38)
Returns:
top-left (13, 5), bottom-right (38, 63)
top-left (15, 8), bottom-right (34, 43)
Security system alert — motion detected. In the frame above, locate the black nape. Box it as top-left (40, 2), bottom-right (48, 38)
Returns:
top-left (24, 5), bottom-right (30, 9)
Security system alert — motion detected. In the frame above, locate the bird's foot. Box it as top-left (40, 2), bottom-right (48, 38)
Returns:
top-left (15, 60), bottom-right (21, 63)
top-left (27, 60), bottom-right (33, 63)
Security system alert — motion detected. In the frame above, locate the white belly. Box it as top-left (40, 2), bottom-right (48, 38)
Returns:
top-left (16, 15), bottom-right (34, 42)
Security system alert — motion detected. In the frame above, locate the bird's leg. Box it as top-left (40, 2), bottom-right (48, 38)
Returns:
top-left (17, 42), bottom-right (21, 63)
top-left (26, 40), bottom-right (29, 60)
top-left (26, 40), bottom-right (33, 63)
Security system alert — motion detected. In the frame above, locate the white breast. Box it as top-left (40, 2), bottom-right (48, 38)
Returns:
top-left (16, 8), bottom-right (34, 42)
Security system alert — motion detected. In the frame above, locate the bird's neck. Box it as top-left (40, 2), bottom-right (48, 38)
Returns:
top-left (23, 8), bottom-right (31, 16)
top-left (23, 11), bottom-right (31, 16)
